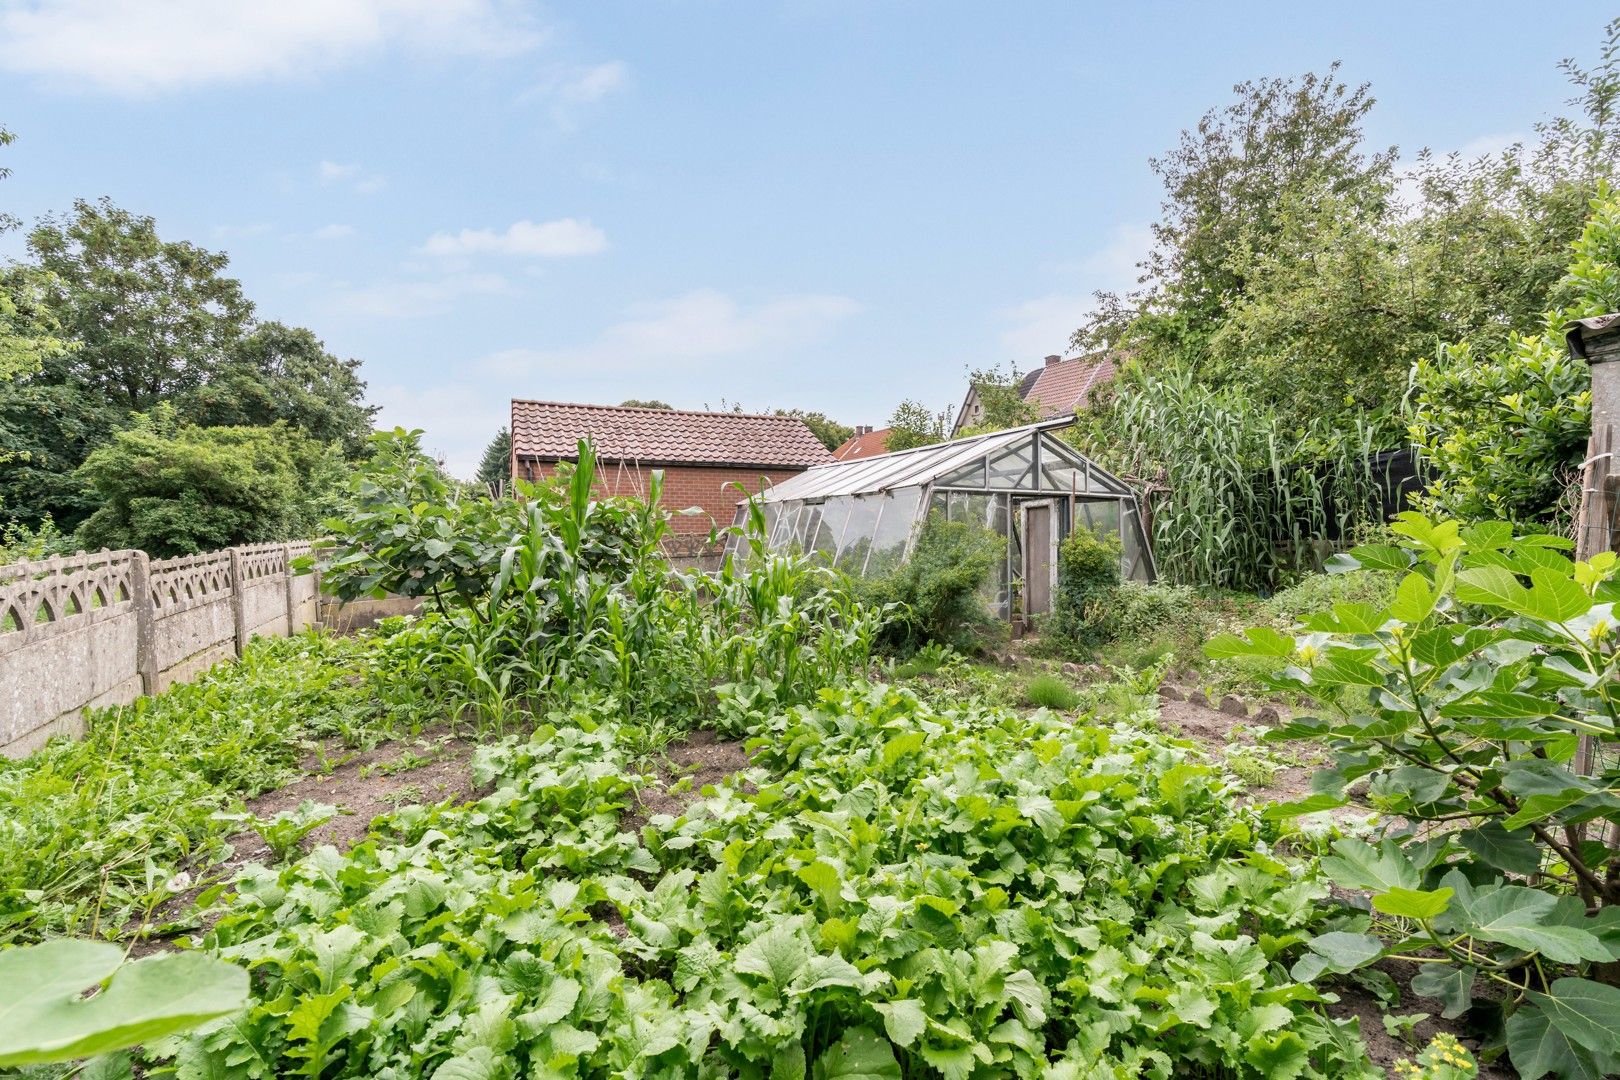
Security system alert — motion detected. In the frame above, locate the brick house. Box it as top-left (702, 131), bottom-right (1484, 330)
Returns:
top-left (951, 351), bottom-right (1119, 436)
top-left (509, 400), bottom-right (834, 556)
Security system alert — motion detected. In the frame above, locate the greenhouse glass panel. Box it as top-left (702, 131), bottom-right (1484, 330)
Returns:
top-left (1041, 460), bottom-right (1085, 495)
top-left (757, 502), bottom-right (780, 545)
top-left (1076, 499), bottom-right (1121, 538)
top-left (796, 504), bottom-right (823, 551)
top-left (834, 495), bottom-right (883, 571)
top-left (864, 486), bottom-right (922, 577)
top-left (937, 458), bottom-right (986, 488)
top-left (811, 497), bottom-right (855, 556)
top-left (986, 441), bottom-right (1035, 488)
top-left (724, 417), bottom-right (1156, 606)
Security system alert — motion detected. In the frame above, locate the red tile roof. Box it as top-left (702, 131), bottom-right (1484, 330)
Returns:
top-left (832, 427), bottom-right (892, 461)
top-left (510, 400), bottom-right (835, 470)
top-left (1020, 351), bottom-right (1118, 419)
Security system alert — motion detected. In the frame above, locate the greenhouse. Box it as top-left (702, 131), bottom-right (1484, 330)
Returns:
top-left (728, 417), bottom-right (1155, 619)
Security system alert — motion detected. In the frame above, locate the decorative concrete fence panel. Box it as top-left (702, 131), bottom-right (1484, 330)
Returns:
top-left (0, 550), bottom-right (143, 756)
top-left (0, 540), bottom-right (345, 758)
top-left (147, 549), bottom-right (237, 693)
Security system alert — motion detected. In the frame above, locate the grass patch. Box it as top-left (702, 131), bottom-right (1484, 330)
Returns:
top-left (1021, 673), bottom-right (1082, 710)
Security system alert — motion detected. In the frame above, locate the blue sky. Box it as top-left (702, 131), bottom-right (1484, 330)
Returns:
top-left (0, 1), bottom-right (1612, 474)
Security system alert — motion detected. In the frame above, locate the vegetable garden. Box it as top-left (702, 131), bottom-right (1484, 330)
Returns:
top-left (0, 433), bottom-right (1616, 1080)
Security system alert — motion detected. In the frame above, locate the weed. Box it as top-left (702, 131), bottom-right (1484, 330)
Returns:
top-left (250, 802), bottom-right (338, 863)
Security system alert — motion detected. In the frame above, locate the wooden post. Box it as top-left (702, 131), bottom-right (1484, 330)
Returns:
top-left (228, 547), bottom-right (247, 657)
top-left (130, 549), bottom-right (157, 695)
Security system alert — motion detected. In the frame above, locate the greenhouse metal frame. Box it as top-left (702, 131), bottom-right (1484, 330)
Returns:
top-left (728, 417), bottom-right (1155, 619)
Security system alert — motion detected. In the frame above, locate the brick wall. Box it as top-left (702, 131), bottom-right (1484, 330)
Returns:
top-left (517, 459), bottom-right (804, 537)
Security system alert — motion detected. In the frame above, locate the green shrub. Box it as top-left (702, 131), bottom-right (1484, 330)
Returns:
top-left (1410, 186), bottom-right (1620, 527)
top-left (74, 409), bottom-right (341, 556)
top-left (1045, 524), bottom-right (1121, 651)
top-left (1261, 567), bottom-right (1396, 625)
top-left (1089, 580), bottom-right (1200, 643)
top-left (859, 512), bottom-right (1002, 655)
top-left (1021, 673), bottom-right (1081, 710)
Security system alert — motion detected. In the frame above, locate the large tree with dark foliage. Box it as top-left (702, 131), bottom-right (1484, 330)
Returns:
top-left (0, 198), bottom-right (374, 531)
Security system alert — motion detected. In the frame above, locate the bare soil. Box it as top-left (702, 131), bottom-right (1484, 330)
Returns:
top-left (236, 727), bottom-right (481, 855)
top-left (624, 728), bottom-right (753, 832)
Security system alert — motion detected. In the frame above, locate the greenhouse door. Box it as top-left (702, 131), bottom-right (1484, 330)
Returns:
top-left (1022, 501), bottom-right (1057, 616)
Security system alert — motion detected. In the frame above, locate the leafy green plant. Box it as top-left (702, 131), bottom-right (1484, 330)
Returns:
top-left (250, 801), bottom-right (338, 863)
top-left (1208, 512), bottom-right (1620, 1077)
top-left (0, 939), bottom-right (246, 1067)
top-left (1020, 672), bottom-right (1081, 710)
top-left (148, 683), bottom-right (1381, 1079)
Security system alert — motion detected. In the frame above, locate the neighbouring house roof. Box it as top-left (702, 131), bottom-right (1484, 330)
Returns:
top-left (510, 399), bottom-right (835, 470)
top-left (832, 427), bottom-right (892, 461)
top-left (1021, 351), bottom-right (1118, 419)
top-left (950, 351), bottom-right (1120, 437)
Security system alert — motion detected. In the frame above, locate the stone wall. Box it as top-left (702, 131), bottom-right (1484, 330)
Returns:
top-left (0, 540), bottom-right (330, 758)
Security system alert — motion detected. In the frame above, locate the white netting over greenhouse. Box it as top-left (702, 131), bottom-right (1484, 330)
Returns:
top-left (727, 418), bottom-right (1154, 618)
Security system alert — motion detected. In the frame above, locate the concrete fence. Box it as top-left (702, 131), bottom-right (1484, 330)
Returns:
top-left (0, 540), bottom-right (327, 758)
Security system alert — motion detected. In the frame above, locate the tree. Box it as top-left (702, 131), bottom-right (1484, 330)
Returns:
top-left (619, 398), bottom-right (672, 409)
top-left (1411, 187), bottom-right (1620, 527)
top-left (884, 400), bottom-right (951, 451)
top-left (74, 408), bottom-right (341, 556)
top-left (773, 409), bottom-right (852, 452)
top-left (1080, 64), bottom-right (1395, 372)
top-left (0, 200), bottom-right (378, 529)
top-left (476, 427), bottom-right (511, 488)
top-left (0, 126), bottom-right (67, 386)
top-left (957, 363), bottom-right (1038, 436)
top-left (182, 322), bottom-right (373, 457)
top-left (28, 198), bottom-right (254, 413)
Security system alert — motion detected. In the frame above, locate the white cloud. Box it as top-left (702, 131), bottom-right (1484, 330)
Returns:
top-left (313, 223), bottom-right (357, 240)
top-left (998, 223), bottom-right (1152, 358)
top-left (479, 288), bottom-right (862, 376)
top-left (521, 60), bottom-right (631, 128)
top-left (557, 61), bottom-right (628, 105)
top-left (209, 222), bottom-right (272, 240)
top-left (330, 271), bottom-right (511, 318)
top-left (318, 160), bottom-right (385, 194)
top-left (422, 218), bottom-right (608, 258)
top-left (0, 0), bottom-right (544, 94)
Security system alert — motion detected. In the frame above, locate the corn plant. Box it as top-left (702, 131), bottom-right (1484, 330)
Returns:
top-left (1074, 370), bottom-right (1383, 592)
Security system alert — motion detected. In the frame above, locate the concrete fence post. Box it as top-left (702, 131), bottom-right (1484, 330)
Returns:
top-left (228, 546), bottom-right (247, 657)
top-left (282, 543), bottom-right (297, 635)
top-left (130, 549), bottom-right (157, 695)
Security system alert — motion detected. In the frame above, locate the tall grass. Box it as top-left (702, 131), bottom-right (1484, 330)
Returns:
top-left (1075, 371), bottom-right (1383, 592)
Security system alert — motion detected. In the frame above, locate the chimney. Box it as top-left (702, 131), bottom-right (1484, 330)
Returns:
top-left (855, 425), bottom-right (873, 436)
top-left (1045, 354), bottom-right (1063, 367)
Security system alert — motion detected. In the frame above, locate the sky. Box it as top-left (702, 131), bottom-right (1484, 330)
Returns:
top-left (0, 1), bottom-right (1613, 475)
